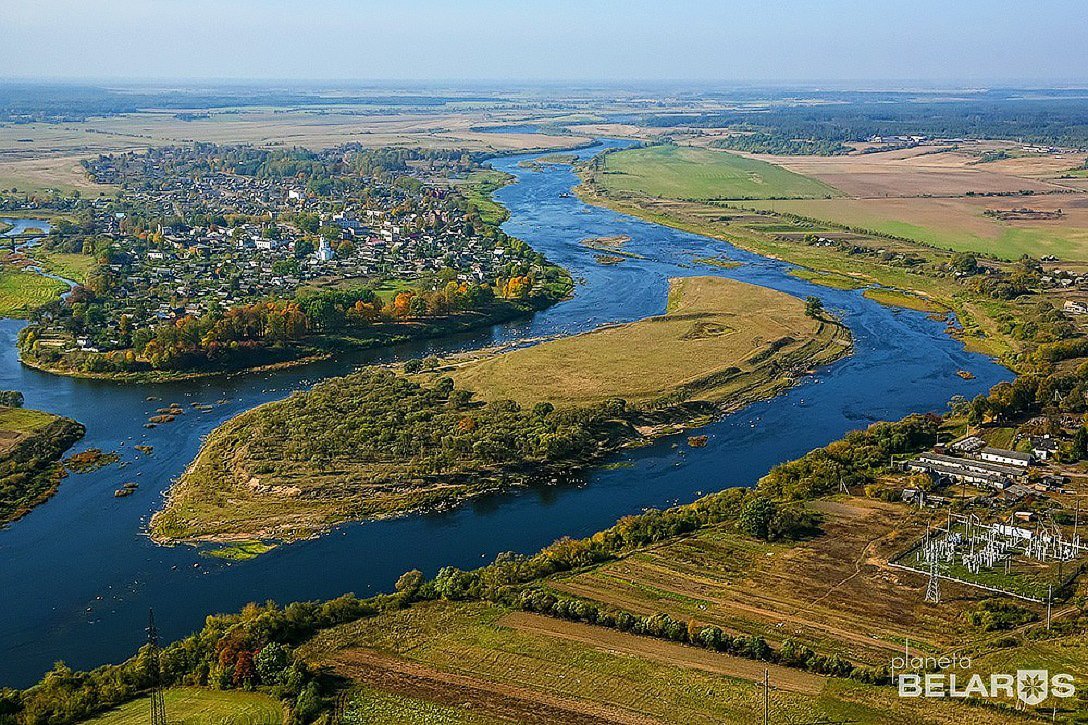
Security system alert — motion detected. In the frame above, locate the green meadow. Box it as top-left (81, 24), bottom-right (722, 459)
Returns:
top-left (598, 145), bottom-right (842, 201)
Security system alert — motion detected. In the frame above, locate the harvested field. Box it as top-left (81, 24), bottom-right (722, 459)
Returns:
top-left (497, 611), bottom-right (824, 694)
top-left (344, 686), bottom-right (509, 725)
top-left (0, 110), bottom-right (588, 159)
top-left (744, 146), bottom-right (1075, 198)
top-left (547, 497), bottom-right (1016, 666)
top-left (0, 155), bottom-right (117, 195)
top-left (301, 599), bottom-right (1028, 724)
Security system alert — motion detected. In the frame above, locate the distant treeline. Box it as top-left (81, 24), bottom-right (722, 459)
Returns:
top-left (637, 97), bottom-right (1088, 148)
top-left (0, 83), bottom-right (502, 123)
top-left (709, 133), bottom-right (852, 155)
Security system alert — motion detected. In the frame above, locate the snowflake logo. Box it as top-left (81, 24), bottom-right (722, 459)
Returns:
top-left (1017, 670), bottom-right (1049, 705)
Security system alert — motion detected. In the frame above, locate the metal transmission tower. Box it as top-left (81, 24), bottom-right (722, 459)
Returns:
top-left (924, 557), bottom-right (941, 604)
top-left (146, 609), bottom-right (167, 725)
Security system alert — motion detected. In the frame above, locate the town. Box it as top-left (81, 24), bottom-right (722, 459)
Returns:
top-left (15, 144), bottom-right (564, 374)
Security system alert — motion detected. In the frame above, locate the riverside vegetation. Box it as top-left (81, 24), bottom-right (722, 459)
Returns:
top-left (150, 276), bottom-right (850, 545)
top-left (0, 393), bottom-right (85, 526)
top-left (12, 408), bottom-right (1087, 723)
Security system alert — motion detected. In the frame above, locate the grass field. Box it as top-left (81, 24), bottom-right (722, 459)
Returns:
top-left (0, 406), bottom-right (59, 436)
top-left (748, 196), bottom-right (1088, 261)
top-left (300, 598), bottom-right (1028, 724)
top-left (598, 145), bottom-right (842, 201)
top-left (444, 276), bottom-right (850, 407)
top-left (788, 268), bottom-right (869, 290)
top-left (863, 287), bottom-right (948, 313)
top-left (0, 269), bottom-right (67, 317)
top-left (460, 169), bottom-right (514, 225)
top-left (35, 251), bottom-right (97, 285)
top-left (0, 405), bottom-right (64, 455)
top-left (344, 686), bottom-right (507, 725)
top-left (83, 687), bottom-right (281, 724)
top-left (0, 155), bottom-right (118, 196)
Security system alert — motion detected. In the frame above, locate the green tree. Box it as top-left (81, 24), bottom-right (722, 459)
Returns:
top-left (738, 494), bottom-right (777, 540)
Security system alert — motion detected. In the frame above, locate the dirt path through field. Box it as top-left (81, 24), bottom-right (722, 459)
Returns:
top-left (327, 646), bottom-right (661, 725)
top-left (498, 612), bottom-right (826, 695)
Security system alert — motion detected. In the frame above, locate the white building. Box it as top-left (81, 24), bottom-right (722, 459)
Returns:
top-left (315, 239), bottom-right (335, 262)
top-left (979, 447), bottom-right (1031, 468)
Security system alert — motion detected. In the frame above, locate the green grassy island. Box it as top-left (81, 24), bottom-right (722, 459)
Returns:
top-left (150, 276), bottom-right (850, 546)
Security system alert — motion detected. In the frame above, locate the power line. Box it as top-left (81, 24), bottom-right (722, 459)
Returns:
top-left (146, 609), bottom-right (166, 725)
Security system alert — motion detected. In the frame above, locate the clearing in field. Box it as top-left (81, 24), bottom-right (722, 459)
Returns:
top-left (596, 145), bottom-right (842, 201)
top-left (299, 599), bottom-right (1026, 725)
top-left (445, 276), bottom-right (851, 407)
top-left (34, 251), bottom-right (98, 285)
top-left (83, 687), bottom-right (282, 724)
top-left (0, 406), bottom-right (64, 454)
top-left (0, 269), bottom-right (68, 317)
top-left (748, 195), bottom-right (1088, 261)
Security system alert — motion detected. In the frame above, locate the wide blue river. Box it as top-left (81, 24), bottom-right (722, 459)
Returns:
top-left (0, 140), bottom-right (1011, 686)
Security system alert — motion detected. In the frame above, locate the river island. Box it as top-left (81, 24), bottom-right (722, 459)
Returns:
top-left (150, 275), bottom-right (851, 546)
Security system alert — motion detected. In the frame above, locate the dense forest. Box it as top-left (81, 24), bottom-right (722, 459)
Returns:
top-left (709, 132), bottom-right (853, 155)
top-left (638, 96), bottom-right (1088, 148)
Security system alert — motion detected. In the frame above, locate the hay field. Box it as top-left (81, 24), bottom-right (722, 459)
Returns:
top-left (300, 599), bottom-right (1027, 725)
top-left (743, 146), bottom-right (1078, 198)
top-left (0, 109), bottom-right (589, 193)
top-left (597, 145), bottom-right (842, 200)
top-left (748, 195), bottom-right (1088, 260)
top-left (84, 688), bottom-right (282, 724)
top-left (446, 276), bottom-right (849, 407)
top-left (0, 109), bottom-right (588, 158)
top-left (547, 497), bottom-right (1012, 667)
top-left (0, 155), bottom-right (116, 195)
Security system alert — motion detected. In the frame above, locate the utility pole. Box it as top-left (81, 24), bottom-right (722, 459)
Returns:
top-left (763, 668), bottom-right (770, 725)
top-left (1047, 585), bottom-right (1053, 630)
top-left (146, 609), bottom-right (166, 725)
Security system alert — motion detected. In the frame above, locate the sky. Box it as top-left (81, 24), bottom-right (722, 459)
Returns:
top-left (3, 0), bottom-right (1088, 85)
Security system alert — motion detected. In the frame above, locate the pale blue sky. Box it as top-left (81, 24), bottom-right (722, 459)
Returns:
top-left (3, 0), bottom-right (1087, 84)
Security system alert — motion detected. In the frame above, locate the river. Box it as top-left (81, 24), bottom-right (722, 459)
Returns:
top-left (0, 140), bottom-right (1011, 687)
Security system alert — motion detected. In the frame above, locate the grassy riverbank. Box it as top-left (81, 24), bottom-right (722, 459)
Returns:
top-left (0, 270), bottom-right (68, 318)
top-left (0, 405), bottom-right (85, 526)
top-left (576, 154), bottom-right (1024, 362)
top-left (150, 277), bottom-right (850, 546)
